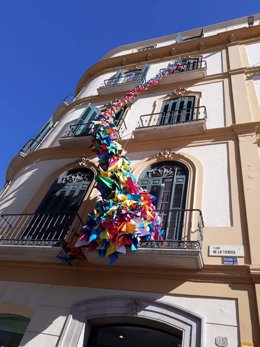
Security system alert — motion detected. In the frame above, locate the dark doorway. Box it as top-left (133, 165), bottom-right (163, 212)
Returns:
top-left (87, 324), bottom-right (182, 347)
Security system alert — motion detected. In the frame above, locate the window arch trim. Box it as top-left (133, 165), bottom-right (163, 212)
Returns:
top-left (132, 150), bottom-right (203, 214)
top-left (56, 295), bottom-right (203, 347)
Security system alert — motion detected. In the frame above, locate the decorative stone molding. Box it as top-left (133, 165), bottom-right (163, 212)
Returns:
top-left (170, 47), bottom-right (176, 55)
top-left (198, 42), bottom-right (206, 50)
top-left (75, 156), bottom-right (92, 167)
top-left (146, 52), bottom-right (153, 61)
top-left (152, 87), bottom-right (202, 114)
top-left (76, 25), bottom-right (260, 94)
top-left (75, 156), bottom-right (97, 170)
top-left (152, 149), bottom-right (181, 161)
top-left (165, 87), bottom-right (202, 99)
top-left (229, 33), bottom-right (236, 43)
top-left (57, 295), bottom-right (203, 347)
top-left (121, 58), bottom-right (128, 66)
top-left (126, 300), bottom-right (144, 315)
top-left (170, 87), bottom-right (201, 99)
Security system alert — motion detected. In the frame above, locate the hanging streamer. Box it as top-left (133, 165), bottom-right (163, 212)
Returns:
top-left (59, 61), bottom-right (184, 265)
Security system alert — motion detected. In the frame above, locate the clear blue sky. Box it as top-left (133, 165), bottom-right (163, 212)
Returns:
top-left (0, 1), bottom-right (259, 188)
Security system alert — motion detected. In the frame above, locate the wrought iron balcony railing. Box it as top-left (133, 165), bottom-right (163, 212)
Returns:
top-left (103, 72), bottom-right (146, 87)
top-left (20, 138), bottom-right (42, 154)
top-left (139, 208), bottom-right (204, 250)
top-left (137, 106), bottom-right (207, 129)
top-left (0, 209), bottom-right (203, 254)
top-left (61, 123), bottom-right (93, 138)
top-left (20, 122), bottom-right (55, 154)
top-left (61, 120), bottom-right (127, 139)
top-left (0, 212), bottom-right (84, 247)
top-left (160, 59), bottom-right (206, 74)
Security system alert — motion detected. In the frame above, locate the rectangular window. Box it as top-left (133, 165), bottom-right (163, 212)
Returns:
top-left (104, 65), bottom-right (150, 86)
top-left (21, 119), bottom-right (53, 153)
top-left (73, 104), bottom-right (100, 136)
top-left (137, 45), bottom-right (157, 52)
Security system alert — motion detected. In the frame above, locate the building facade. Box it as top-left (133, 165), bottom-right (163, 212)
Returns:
top-left (0, 14), bottom-right (260, 347)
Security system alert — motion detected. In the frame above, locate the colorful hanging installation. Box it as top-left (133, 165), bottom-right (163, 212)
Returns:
top-left (59, 61), bottom-right (184, 265)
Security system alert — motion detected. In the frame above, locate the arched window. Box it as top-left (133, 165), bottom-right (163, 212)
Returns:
top-left (0, 314), bottom-right (30, 347)
top-left (138, 161), bottom-right (188, 240)
top-left (22, 168), bottom-right (94, 242)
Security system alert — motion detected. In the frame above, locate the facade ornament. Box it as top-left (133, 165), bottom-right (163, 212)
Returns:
top-left (152, 149), bottom-right (176, 159)
top-left (229, 33), bottom-right (236, 43)
top-left (170, 47), bottom-right (176, 56)
top-left (161, 88), bottom-right (202, 101)
top-left (147, 165), bottom-right (180, 178)
top-left (146, 52), bottom-right (153, 61)
top-left (152, 149), bottom-right (180, 160)
top-left (198, 42), bottom-right (206, 50)
top-left (164, 87), bottom-right (190, 99)
top-left (75, 156), bottom-right (92, 168)
top-left (173, 87), bottom-right (188, 97)
top-left (121, 58), bottom-right (128, 66)
top-left (127, 301), bottom-right (144, 315)
top-left (61, 170), bottom-right (92, 183)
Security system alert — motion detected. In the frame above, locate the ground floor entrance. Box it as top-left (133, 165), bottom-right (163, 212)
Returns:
top-left (87, 323), bottom-right (182, 347)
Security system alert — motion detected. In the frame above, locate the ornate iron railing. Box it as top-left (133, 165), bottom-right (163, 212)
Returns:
top-left (20, 138), bottom-right (42, 153)
top-left (103, 72), bottom-right (146, 87)
top-left (62, 120), bottom-right (127, 139)
top-left (0, 212), bottom-right (84, 247)
top-left (139, 208), bottom-right (204, 250)
top-left (20, 123), bottom-right (55, 154)
top-left (0, 209), bottom-right (203, 251)
top-left (160, 58), bottom-right (206, 74)
top-left (61, 122), bottom-right (93, 138)
top-left (137, 106), bottom-right (207, 129)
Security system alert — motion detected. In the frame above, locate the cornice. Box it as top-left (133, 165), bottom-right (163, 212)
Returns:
top-left (0, 261), bottom-right (253, 285)
top-left (5, 122), bottom-right (260, 183)
top-left (232, 122), bottom-right (260, 136)
top-left (76, 24), bottom-right (260, 95)
top-left (250, 265), bottom-right (260, 283)
top-left (64, 68), bottom-right (260, 116)
top-left (5, 146), bottom-right (95, 183)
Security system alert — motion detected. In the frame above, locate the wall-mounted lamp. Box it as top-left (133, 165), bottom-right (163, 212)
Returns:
top-left (248, 16), bottom-right (254, 26)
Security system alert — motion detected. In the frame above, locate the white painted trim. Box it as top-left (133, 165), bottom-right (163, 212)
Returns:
top-left (57, 295), bottom-right (203, 347)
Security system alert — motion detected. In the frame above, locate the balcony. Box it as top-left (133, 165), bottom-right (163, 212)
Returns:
top-left (59, 123), bottom-right (93, 148)
top-left (159, 59), bottom-right (207, 85)
top-left (133, 106), bottom-right (207, 140)
top-left (20, 121), bottom-right (54, 155)
top-left (85, 208), bottom-right (204, 269)
top-left (97, 71), bottom-right (146, 96)
top-left (0, 209), bottom-right (204, 268)
top-left (0, 212), bottom-right (84, 262)
top-left (20, 138), bottom-right (41, 154)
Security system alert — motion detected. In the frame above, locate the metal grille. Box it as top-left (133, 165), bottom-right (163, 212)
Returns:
top-left (139, 208), bottom-right (204, 250)
top-left (138, 106), bottom-right (207, 129)
top-left (0, 213), bottom-right (84, 247)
